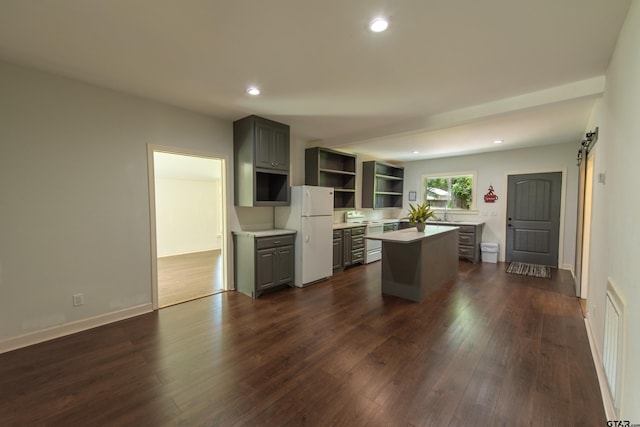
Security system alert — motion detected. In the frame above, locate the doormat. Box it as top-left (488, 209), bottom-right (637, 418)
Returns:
top-left (506, 262), bottom-right (551, 279)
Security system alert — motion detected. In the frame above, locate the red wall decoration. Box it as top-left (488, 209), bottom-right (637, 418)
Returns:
top-left (484, 185), bottom-right (498, 203)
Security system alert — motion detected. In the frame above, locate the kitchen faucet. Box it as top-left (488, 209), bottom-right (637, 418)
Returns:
top-left (443, 203), bottom-right (449, 221)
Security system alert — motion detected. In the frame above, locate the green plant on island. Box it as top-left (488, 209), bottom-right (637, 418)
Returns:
top-left (405, 203), bottom-right (435, 225)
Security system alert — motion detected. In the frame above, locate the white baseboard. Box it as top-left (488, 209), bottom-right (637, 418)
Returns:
top-left (584, 316), bottom-right (617, 420)
top-left (0, 304), bottom-right (153, 354)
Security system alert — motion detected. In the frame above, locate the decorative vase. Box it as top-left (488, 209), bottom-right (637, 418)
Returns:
top-left (416, 223), bottom-right (425, 232)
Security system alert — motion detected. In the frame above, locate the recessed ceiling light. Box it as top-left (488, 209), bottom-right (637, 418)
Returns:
top-left (493, 139), bottom-right (503, 144)
top-left (246, 86), bottom-right (260, 96)
top-left (369, 17), bottom-right (389, 32)
top-left (412, 150), bottom-right (420, 154)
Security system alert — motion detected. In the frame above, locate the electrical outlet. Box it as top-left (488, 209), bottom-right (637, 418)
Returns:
top-left (73, 293), bottom-right (84, 307)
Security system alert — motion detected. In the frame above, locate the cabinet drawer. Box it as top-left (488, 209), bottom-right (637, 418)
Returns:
top-left (256, 234), bottom-right (295, 249)
top-left (351, 250), bottom-right (364, 263)
top-left (457, 225), bottom-right (476, 234)
top-left (458, 233), bottom-right (475, 246)
top-left (458, 245), bottom-right (474, 258)
top-left (350, 226), bottom-right (366, 236)
top-left (333, 230), bottom-right (342, 239)
top-left (352, 235), bottom-right (365, 249)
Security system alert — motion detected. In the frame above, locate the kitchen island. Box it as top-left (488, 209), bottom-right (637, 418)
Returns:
top-left (366, 225), bottom-right (459, 302)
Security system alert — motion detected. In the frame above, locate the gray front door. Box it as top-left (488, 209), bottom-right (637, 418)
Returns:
top-left (506, 172), bottom-right (562, 267)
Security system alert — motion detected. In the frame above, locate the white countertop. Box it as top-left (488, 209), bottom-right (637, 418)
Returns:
top-left (333, 222), bottom-right (367, 230)
top-left (333, 219), bottom-right (401, 230)
top-left (233, 229), bottom-right (296, 237)
top-left (365, 225), bottom-right (459, 243)
top-left (425, 220), bottom-right (485, 226)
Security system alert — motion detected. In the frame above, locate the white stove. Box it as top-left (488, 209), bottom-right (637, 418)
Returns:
top-left (345, 211), bottom-right (384, 263)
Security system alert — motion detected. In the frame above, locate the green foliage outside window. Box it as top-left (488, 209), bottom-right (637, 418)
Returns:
top-left (423, 174), bottom-right (473, 210)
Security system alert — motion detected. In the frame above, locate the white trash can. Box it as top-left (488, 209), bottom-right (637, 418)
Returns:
top-left (480, 243), bottom-right (499, 263)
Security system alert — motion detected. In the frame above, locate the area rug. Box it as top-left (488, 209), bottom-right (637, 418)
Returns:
top-left (506, 262), bottom-right (551, 279)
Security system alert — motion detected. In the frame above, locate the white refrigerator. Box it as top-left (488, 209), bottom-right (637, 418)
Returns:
top-left (275, 185), bottom-right (334, 287)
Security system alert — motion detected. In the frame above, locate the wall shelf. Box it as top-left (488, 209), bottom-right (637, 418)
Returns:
top-left (306, 147), bottom-right (357, 209)
top-left (362, 161), bottom-right (404, 209)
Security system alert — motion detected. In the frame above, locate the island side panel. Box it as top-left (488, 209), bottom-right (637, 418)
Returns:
top-left (420, 229), bottom-right (458, 298)
top-left (380, 240), bottom-right (423, 301)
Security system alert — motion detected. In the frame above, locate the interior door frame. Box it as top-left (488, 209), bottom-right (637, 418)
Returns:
top-left (147, 144), bottom-right (230, 310)
top-left (502, 168), bottom-right (567, 268)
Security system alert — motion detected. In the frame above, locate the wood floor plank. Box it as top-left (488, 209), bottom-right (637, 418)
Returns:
top-left (0, 261), bottom-right (607, 426)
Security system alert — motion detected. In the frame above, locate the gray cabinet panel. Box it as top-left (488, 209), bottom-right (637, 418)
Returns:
top-left (256, 248), bottom-right (277, 289)
top-left (332, 231), bottom-right (343, 270)
top-left (276, 245), bottom-right (294, 284)
top-left (342, 229), bottom-right (352, 266)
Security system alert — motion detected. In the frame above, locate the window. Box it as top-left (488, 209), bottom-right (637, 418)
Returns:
top-left (422, 171), bottom-right (476, 211)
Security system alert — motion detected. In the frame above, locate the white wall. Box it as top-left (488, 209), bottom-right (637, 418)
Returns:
top-left (586, 2), bottom-right (640, 420)
top-left (0, 60), bottom-right (266, 349)
top-left (155, 177), bottom-right (221, 257)
top-left (403, 142), bottom-right (578, 268)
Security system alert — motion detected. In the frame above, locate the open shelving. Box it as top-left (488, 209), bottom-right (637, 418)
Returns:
top-left (305, 147), bottom-right (357, 209)
top-left (362, 161), bottom-right (404, 209)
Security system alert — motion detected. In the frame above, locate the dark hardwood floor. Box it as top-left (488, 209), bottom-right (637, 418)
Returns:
top-left (0, 261), bottom-right (606, 426)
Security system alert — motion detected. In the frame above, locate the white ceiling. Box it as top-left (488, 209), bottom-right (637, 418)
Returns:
top-left (0, 0), bottom-right (631, 161)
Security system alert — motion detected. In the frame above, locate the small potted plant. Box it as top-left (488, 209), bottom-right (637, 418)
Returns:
top-left (405, 203), bottom-right (435, 232)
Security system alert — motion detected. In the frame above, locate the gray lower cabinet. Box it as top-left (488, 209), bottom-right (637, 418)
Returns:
top-left (337, 225), bottom-right (365, 269)
top-left (456, 224), bottom-right (483, 263)
top-left (233, 232), bottom-right (295, 298)
top-left (425, 221), bottom-right (484, 263)
top-left (351, 228), bottom-right (365, 264)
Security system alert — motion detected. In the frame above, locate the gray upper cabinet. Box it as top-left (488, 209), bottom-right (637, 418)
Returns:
top-left (234, 115), bottom-right (290, 206)
top-left (305, 147), bottom-right (356, 209)
top-left (254, 119), bottom-right (289, 171)
top-left (361, 161), bottom-right (404, 209)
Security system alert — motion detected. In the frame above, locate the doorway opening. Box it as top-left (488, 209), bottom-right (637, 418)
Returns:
top-left (148, 148), bottom-right (228, 308)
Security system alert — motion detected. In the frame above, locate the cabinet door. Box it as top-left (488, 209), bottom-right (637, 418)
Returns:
top-left (276, 245), bottom-right (294, 285)
top-left (255, 122), bottom-right (289, 171)
top-left (271, 127), bottom-right (289, 171)
top-left (343, 229), bottom-right (352, 266)
top-left (333, 237), bottom-right (343, 269)
top-left (255, 122), bottom-right (275, 169)
top-left (256, 248), bottom-right (277, 289)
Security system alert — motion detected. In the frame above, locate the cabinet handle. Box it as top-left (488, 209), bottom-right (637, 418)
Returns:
top-left (273, 241), bottom-right (280, 244)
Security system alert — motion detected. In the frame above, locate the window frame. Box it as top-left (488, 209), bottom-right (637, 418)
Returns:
top-left (421, 171), bottom-right (478, 214)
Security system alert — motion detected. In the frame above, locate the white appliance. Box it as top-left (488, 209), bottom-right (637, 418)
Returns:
top-left (345, 211), bottom-right (384, 264)
top-left (275, 186), bottom-right (334, 287)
